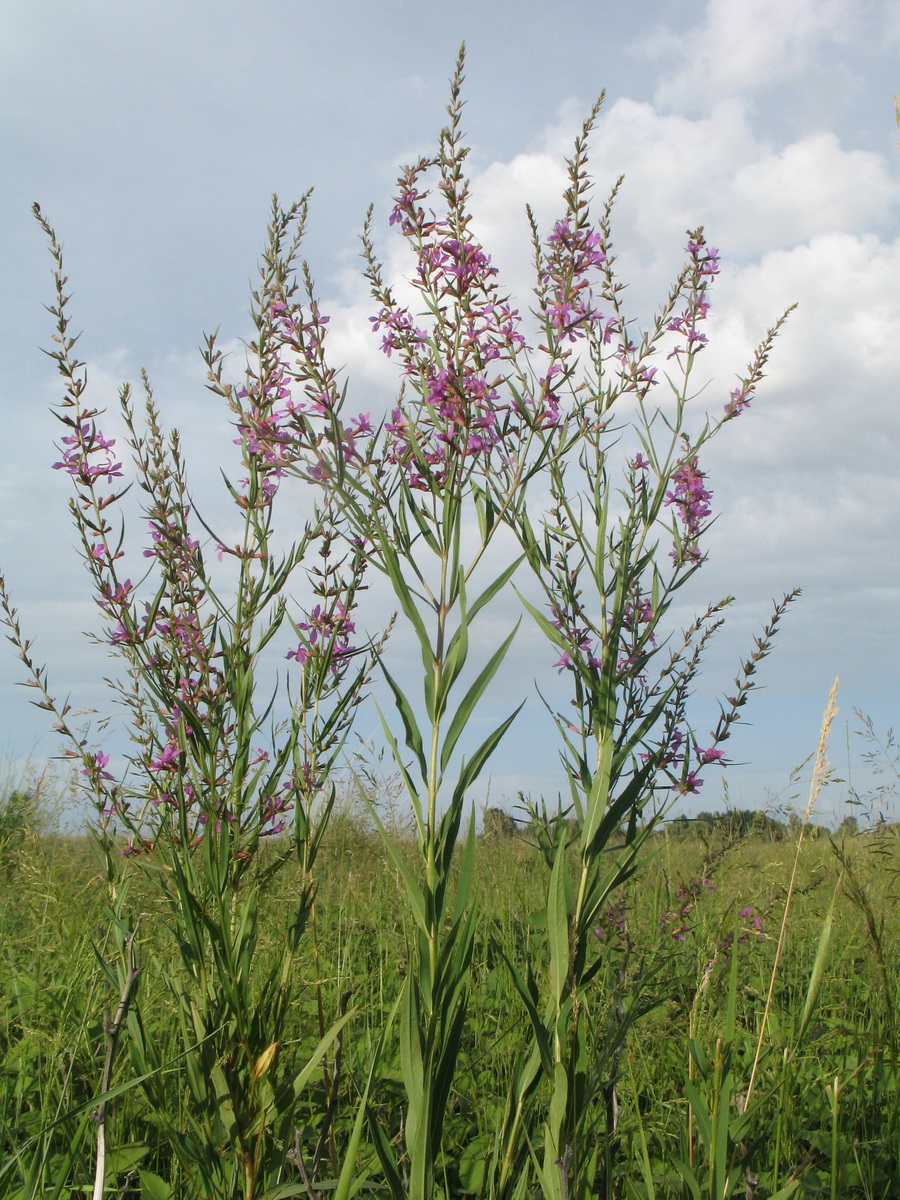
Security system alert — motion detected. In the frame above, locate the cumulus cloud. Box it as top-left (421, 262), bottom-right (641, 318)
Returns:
top-left (654, 0), bottom-right (854, 109)
top-left (731, 135), bottom-right (896, 240)
top-left (312, 78), bottom-right (900, 744)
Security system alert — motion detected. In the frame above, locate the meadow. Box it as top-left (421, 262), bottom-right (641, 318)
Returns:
top-left (2, 782), bottom-right (898, 1199)
top-left (3, 57), bottom-right (899, 1200)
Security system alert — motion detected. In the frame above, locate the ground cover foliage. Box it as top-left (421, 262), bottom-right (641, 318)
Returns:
top-left (3, 805), bottom-right (900, 1199)
top-left (2, 51), bottom-right (899, 1200)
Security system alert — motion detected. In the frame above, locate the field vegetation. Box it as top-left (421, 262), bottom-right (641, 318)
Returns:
top-left (2, 56), bottom-right (899, 1200)
top-left (2, 780), bottom-right (899, 1199)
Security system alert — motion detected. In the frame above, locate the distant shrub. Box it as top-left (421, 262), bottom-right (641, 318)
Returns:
top-left (669, 809), bottom-right (789, 841)
top-left (483, 806), bottom-right (517, 839)
top-left (0, 788), bottom-right (45, 872)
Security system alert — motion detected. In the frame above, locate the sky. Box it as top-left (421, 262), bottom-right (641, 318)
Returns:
top-left (2, 0), bottom-right (899, 827)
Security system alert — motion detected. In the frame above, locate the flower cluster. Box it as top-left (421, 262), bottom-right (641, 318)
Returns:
top-left (721, 905), bottom-right (764, 956)
top-left (593, 897), bottom-right (628, 944)
top-left (660, 874), bottom-right (716, 942)
top-left (233, 369), bottom-right (294, 501)
top-left (549, 602), bottom-right (602, 674)
top-left (360, 158), bottom-right (543, 490)
top-left (640, 727), bottom-right (728, 795)
top-left (287, 599), bottom-right (356, 671)
top-left (666, 231), bottom-right (720, 361)
top-left (664, 455), bottom-right (712, 564)
top-left (273, 300), bottom-right (340, 419)
top-left (671, 744), bottom-right (729, 795)
top-left (52, 422), bottom-right (124, 486)
top-left (618, 595), bottom-right (656, 676)
top-left (724, 384), bottom-right (753, 419)
top-left (540, 219), bottom-right (606, 343)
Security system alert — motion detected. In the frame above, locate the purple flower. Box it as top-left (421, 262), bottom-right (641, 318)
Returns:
top-left (739, 906), bottom-right (763, 931)
top-left (664, 456), bottom-right (712, 564)
top-left (724, 384), bottom-right (753, 419)
top-left (698, 746), bottom-right (728, 765)
top-left (150, 741), bottom-right (183, 772)
top-left (673, 770), bottom-right (703, 795)
top-left (82, 751), bottom-right (114, 783)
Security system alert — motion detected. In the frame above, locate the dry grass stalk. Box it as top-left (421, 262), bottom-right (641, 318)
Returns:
top-left (744, 677), bottom-right (839, 1107)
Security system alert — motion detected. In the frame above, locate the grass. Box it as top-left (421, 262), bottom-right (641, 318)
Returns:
top-left (1, 788), bottom-right (898, 1199)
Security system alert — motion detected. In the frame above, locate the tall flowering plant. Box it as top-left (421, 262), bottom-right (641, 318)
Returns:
top-left (263, 51), bottom-right (795, 1200)
top-left (0, 202), bottom-right (375, 1200)
top-left (265, 60), bottom-right (555, 1200)
top-left (0, 49), bottom-right (800, 1200)
top-left (477, 110), bottom-right (797, 1200)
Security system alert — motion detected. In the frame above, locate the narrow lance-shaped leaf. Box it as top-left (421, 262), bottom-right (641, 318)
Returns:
top-left (453, 700), bottom-right (526, 800)
top-left (441, 620), bottom-right (521, 774)
top-left (378, 658), bottom-right (428, 785)
top-left (796, 870), bottom-right (842, 1045)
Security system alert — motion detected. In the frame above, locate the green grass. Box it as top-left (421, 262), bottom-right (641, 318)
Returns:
top-left (2, 807), bottom-right (898, 1198)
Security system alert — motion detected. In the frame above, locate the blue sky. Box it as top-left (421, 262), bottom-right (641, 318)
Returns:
top-left (2, 0), bottom-right (900, 825)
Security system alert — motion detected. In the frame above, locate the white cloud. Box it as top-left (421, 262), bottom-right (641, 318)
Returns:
top-left (655, 0), bottom-right (853, 108)
top-left (314, 89), bottom-right (900, 737)
top-left (729, 135), bottom-right (898, 248)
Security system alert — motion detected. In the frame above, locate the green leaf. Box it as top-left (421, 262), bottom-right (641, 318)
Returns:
top-left (364, 801), bottom-right (430, 936)
top-left (467, 554), bottom-right (525, 622)
top-left (453, 700), bottom-right (525, 799)
top-left (405, 489), bottom-right (442, 557)
top-left (333, 993), bottom-right (403, 1200)
top-left (452, 807), bottom-right (477, 924)
top-left (378, 537), bottom-right (434, 680)
top-left (796, 871), bottom-right (841, 1045)
top-left (436, 578), bottom-right (469, 721)
top-left (440, 621), bottom-right (521, 773)
top-left (682, 1078), bottom-right (713, 1151)
top-left (672, 1159), bottom-right (702, 1200)
top-left (472, 481), bottom-right (497, 543)
top-left (515, 589), bottom-right (571, 655)
top-left (290, 1007), bottom-right (356, 1098)
top-left (768, 1183), bottom-right (801, 1200)
top-left (366, 1105), bottom-right (407, 1200)
top-left (399, 975), bottom-right (429, 1194)
top-left (547, 837), bottom-right (571, 1010)
top-left (139, 1170), bottom-right (173, 1200)
top-left (370, 703), bottom-right (425, 834)
top-left (493, 944), bottom-right (553, 1077)
top-left (377, 661), bottom-right (428, 786)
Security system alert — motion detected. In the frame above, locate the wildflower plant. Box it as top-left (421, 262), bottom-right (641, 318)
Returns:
top-left (0, 47), bottom-right (803, 1200)
top-left (1, 203), bottom-right (376, 1200)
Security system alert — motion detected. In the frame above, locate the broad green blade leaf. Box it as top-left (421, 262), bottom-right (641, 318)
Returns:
top-left (472, 481), bottom-right (497, 543)
top-left (139, 1171), bottom-right (173, 1200)
top-left (493, 943), bottom-right (553, 1077)
top-left (452, 808), bottom-right (477, 924)
top-left (672, 1160), bottom-right (702, 1200)
top-left (768, 1183), bottom-right (801, 1200)
top-left (291, 1007), bottom-right (356, 1098)
top-left (467, 554), bottom-right (525, 623)
top-left (334, 993), bottom-right (403, 1200)
top-left (378, 537), bottom-right (434, 678)
top-left (371, 709), bottom-right (425, 834)
top-left (515, 589), bottom-right (571, 655)
top-left (366, 1105), bottom-right (407, 1200)
top-left (437, 585), bottom-right (469, 721)
top-left (681, 1079), bottom-right (713, 1151)
top-left (364, 801), bottom-right (429, 935)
